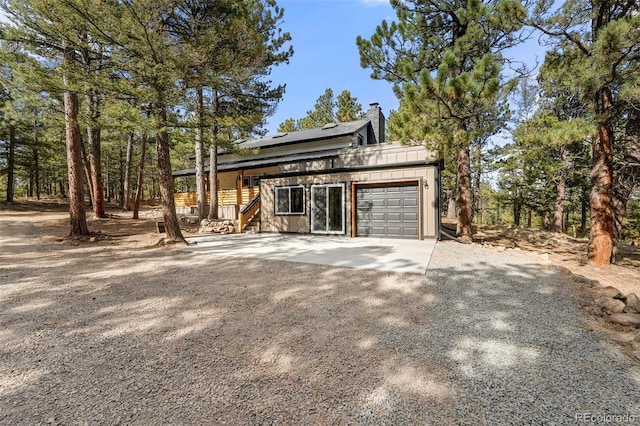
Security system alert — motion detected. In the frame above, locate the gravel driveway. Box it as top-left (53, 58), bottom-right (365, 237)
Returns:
top-left (1, 232), bottom-right (639, 424)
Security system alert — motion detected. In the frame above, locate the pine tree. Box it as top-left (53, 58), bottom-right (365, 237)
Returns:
top-left (336, 90), bottom-right (365, 122)
top-left (171, 0), bottom-right (291, 221)
top-left (531, 0), bottom-right (640, 265)
top-left (298, 88), bottom-right (336, 129)
top-left (277, 118), bottom-right (297, 133)
top-left (1, 0), bottom-right (102, 235)
top-left (278, 88), bottom-right (365, 131)
top-left (358, 0), bottom-right (528, 242)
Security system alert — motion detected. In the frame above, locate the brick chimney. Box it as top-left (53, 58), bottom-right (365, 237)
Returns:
top-left (366, 103), bottom-right (385, 144)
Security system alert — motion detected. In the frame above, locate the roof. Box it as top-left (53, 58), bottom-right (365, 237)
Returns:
top-left (231, 119), bottom-right (369, 151)
top-left (172, 148), bottom-right (342, 177)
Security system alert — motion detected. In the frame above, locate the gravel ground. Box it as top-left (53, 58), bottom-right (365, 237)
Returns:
top-left (1, 222), bottom-right (639, 424)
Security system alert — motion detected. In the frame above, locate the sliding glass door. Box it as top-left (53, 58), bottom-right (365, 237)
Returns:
top-left (311, 184), bottom-right (345, 234)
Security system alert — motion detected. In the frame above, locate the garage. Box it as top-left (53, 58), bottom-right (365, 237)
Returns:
top-left (355, 182), bottom-right (420, 239)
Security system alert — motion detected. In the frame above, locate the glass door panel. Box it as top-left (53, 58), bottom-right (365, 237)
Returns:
top-left (311, 184), bottom-right (344, 234)
top-left (328, 186), bottom-right (343, 232)
top-left (312, 186), bottom-right (327, 232)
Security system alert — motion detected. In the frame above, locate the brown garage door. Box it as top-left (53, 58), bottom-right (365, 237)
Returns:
top-left (356, 182), bottom-right (419, 239)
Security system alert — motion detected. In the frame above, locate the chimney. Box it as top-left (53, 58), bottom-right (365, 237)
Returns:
top-left (366, 103), bottom-right (385, 144)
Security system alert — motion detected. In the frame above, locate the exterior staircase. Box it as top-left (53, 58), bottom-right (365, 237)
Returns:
top-left (237, 194), bottom-right (261, 234)
top-left (243, 213), bottom-right (260, 234)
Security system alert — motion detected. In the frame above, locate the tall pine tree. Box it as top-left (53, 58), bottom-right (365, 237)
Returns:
top-left (358, 0), bottom-right (528, 242)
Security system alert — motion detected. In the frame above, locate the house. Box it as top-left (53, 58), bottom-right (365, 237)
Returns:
top-left (172, 103), bottom-right (442, 239)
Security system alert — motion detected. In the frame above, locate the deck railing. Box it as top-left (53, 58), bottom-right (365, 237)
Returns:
top-left (237, 194), bottom-right (261, 233)
top-left (174, 188), bottom-right (258, 209)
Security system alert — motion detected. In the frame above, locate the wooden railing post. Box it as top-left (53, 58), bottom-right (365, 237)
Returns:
top-left (237, 211), bottom-right (244, 233)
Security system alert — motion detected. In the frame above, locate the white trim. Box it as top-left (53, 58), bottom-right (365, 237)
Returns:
top-left (310, 183), bottom-right (345, 234)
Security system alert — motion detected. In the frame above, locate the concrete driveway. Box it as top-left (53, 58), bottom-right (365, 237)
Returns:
top-left (183, 233), bottom-right (436, 274)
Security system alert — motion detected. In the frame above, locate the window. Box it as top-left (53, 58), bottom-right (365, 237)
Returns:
top-left (275, 186), bottom-right (305, 215)
top-left (357, 134), bottom-right (364, 146)
top-left (242, 176), bottom-right (259, 188)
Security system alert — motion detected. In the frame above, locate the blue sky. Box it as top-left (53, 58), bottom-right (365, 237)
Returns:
top-left (263, 0), bottom-right (548, 135)
top-left (264, 0), bottom-right (400, 134)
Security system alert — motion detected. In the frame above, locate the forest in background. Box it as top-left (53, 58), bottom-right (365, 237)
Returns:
top-left (0, 0), bottom-right (638, 266)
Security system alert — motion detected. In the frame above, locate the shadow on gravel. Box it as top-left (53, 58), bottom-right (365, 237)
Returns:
top-left (0, 237), bottom-right (639, 425)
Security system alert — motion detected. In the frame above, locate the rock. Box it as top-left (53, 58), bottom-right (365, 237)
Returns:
top-left (572, 274), bottom-right (593, 287)
top-left (582, 304), bottom-right (604, 318)
top-left (550, 265), bottom-right (571, 275)
top-left (596, 296), bottom-right (626, 314)
top-left (594, 286), bottom-right (623, 299)
top-left (608, 313), bottom-right (640, 328)
top-left (89, 237), bottom-right (97, 243)
top-left (624, 293), bottom-right (640, 314)
top-left (198, 220), bottom-right (235, 234)
top-left (634, 332), bottom-right (640, 343)
top-left (496, 246), bottom-right (506, 252)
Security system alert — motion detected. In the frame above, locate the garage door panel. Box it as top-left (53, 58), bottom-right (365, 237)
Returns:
top-left (356, 182), bottom-right (419, 239)
top-left (402, 226), bottom-right (418, 236)
top-left (403, 212), bottom-right (418, 222)
top-left (387, 212), bottom-right (402, 221)
top-left (357, 226), bottom-right (371, 236)
top-left (371, 226), bottom-right (386, 234)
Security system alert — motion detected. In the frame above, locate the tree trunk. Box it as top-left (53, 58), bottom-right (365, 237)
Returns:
top-left (472, 147), bottom-right (482, 222)
top-left (153, 93), bottom-right (185, 243)
top-left (526, 209), bottom-right (532, 228)
top-left (447, 191), bottom-right (456, 220)
top-left (588, 115), bottom-right (615, 266)
top-left (208, 89), bottom-right (220, 220)
top-left (581, 186), bottom-right (588, 234)
top-left (118, 141), bottom-right (125, 206)
top-left (81, 141), bottom-right (94, 207)
top-left (86, 92), bottom-right (105, 218)
top-left (587, 0), bottom-right (616, 266)
top-left (208, 143), bottom-right (219, 220)
top-left (6, 124), bottom-right (15, 202)
top-left (513, 200), bottom-right (521, 227)
top-left (612, 111), bottom-right (640, 261)
top-left (105, 153), bottom-right (110, 202)
top-left (123, 132), bottom-right (134, 211)
top-left (552, 146), bottom-right (567, 233)
top-left (195, 85), bottom-right (206, 221)
top-left (33, 123), bottom-right (40, 200)
top-left (456, 146), bottom-right (473, 242)
top-left (63, 47), bottom-right (89, 236)
top-left (132, 133), bottom-right (147, 220)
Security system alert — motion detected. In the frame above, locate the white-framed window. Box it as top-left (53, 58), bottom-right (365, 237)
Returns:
top-left (275, 185), bottom-right (305, 215)
top-left (311, 183), bottom-right (345, 234)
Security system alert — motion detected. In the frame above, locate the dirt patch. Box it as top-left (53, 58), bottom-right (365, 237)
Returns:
top-left (2, 200), bottom-right (638, 296)
top-left (1, 201), bottom-right (639, 423)
top-left (469, 222), bottom-right (640, 296)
